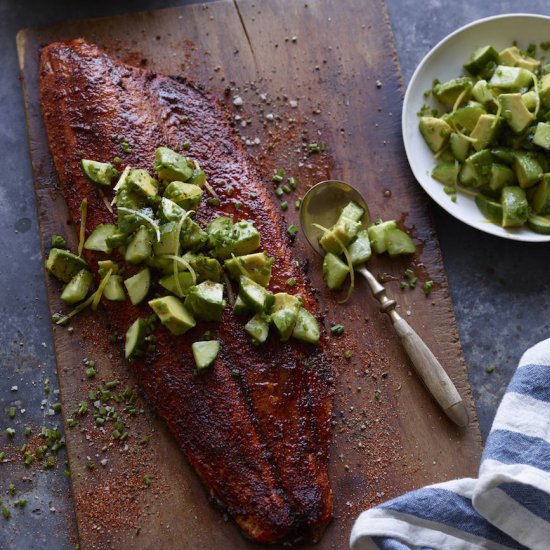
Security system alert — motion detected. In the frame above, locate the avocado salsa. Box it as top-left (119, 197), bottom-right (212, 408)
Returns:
top-left (419, 43), bottom-right (550, 234)
top-left (45, 146), bottom-right (321, 373)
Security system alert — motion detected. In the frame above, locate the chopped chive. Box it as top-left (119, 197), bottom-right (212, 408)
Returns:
top-left (295, 199), bottom-right (302, 210)
top-left (95, 418), bottom-right (105, 426)
top-left (226, 186), bottom-right (234, 196)
top-left (207, 197), bottom-right (221, 207)
top-left (286, 277), bottom-right (297, 287)
top-left (280, 201), bottom-right (289, 211)
top-left (108, 334), bottom-right (117, 344)
top-left (272, 169), bottom-right (285, 182)
top-left (8, 484), bottom-right (15, 496)
top-left (409, 277), bottom-right (418, 289)
top-left (0, 452), bottom-right (5, 461)
top-left (67, 419), bottom-right (77, 428)
top-left (8, 408), bottom-right (15, 419)
top-left (288, 177), bottom-right (298, 189)
top-left (400, 281), bottom-right (408, 290)
top-left (5, 428), bottom-right (15, 439)
top-left (422, 280), bottom-right (434, 296)
top-left (23, 426), bottom-right (31, 437)
top-left (119, 432), bottom-right (129, 442)
top-left (85, 367), bottom-right (96, 379)
top-left (182, 142), bottom-right (191, 150)
top-left (52, 403), bottom-right (62, 413)
top-left (275, 187), bottom-right (284, 198)
top-left (14, 499), bottom-right (27, 508)
top-left (44, 379), bottom-right (50, 395)
top-left (51, 234), bottom-right (67, 248)
top-left (404, 268), bottom-right (413, 279)
top-left (486, 364), bottom-right (495, 373)
top-left (2, 506), bottom-right (10, 519)
top-left (77, 402), bottom-right (88, 416)
top-left (141, 435), bottom-right (150, 445)
top-left (86, 460), bottom-right (95, 471)
top-left (24, 453), bottom-right (35, 466)
top-left (112, 156), bottom-right (122, 165)
top-left (234, 201), bottom-right (243, 210)
top-left (287, 224), bottom-right (299, 237)
top-left (105, 380), bottom-right (119, 390)
top-left (144, 475), bottom-right (152, 487)
top-left (282, 184), bottom-right (292, 194)
top-left (112, 430), bottom-right (121, 440)
top-left (344, 350), bottom-right (352, 360)
top-left (330, 324), bottom-right (344, 335)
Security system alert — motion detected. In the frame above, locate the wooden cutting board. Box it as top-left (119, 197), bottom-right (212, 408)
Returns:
top-left (17, 0), bottom-right (482, 548)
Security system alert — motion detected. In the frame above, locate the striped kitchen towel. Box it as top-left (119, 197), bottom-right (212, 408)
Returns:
top-left (350, 338), bottom-right (550, 550)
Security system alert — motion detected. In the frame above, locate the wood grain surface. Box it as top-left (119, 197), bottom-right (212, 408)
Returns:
top-left (17, 0), bottom-right (482, 548)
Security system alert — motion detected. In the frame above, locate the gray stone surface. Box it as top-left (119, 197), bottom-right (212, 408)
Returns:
top-left (1, 0), bottom-right (549, 547)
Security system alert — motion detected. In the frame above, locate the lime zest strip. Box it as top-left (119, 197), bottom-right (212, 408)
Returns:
top-left (230, 252), bottom-right (253, 279)
top-left (222, 271), bottom-right (235, 306)
top-left (163, 255), bottom-right (197, 286)
top-left (312, 223), bottom-right (355, 304)
top-left (78, 198), bottom-right (88, 257)
top-left (92, 268), bottom-right (113, 311)
top-left (117, 207), bottom-right (161, 242)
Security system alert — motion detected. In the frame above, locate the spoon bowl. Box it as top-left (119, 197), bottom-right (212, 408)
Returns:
top-left (300, 180), bottom-right (370, 257)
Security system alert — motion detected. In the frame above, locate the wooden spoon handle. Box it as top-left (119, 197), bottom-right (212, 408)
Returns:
top-left (357, 267), bottom-right (469, 427)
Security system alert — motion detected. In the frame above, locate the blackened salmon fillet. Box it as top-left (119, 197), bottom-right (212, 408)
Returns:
top-left (39, 39), bottom-right (334, 543)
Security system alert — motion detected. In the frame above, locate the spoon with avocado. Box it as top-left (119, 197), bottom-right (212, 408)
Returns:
top-left (300, 180), bottom-right (469, 427)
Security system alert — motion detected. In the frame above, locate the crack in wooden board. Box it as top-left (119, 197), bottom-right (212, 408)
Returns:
top-left (17, 0), bottom-right (482, 548)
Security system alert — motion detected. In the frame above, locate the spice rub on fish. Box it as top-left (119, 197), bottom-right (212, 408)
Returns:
top-left (39, 39), bottom-right (334, 543)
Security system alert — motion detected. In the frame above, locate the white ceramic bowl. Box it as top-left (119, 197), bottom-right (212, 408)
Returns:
top-left (402, 13), bottom-right (550, 242)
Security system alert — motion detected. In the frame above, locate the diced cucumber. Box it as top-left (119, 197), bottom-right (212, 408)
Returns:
top-left (501, 186), bottom-right (528, 228)
top-left (464, 149), bottom-right (493, 187)
top-left (164, 181), bottom-right (202, 209)
top-left (125, 318), bottom-right (150, 359)
top-left (232, 294), bottom-right (251, 316)
top-left (207, 216), bottom-right (235, 259)
top-left (60, 269), bottom-right (93, 304)
top-left (322, 252), bottom-right (350, 290)
top-left (319, 216), bottom-right (361, 255)
top-left (292, 308), bottom-right (320, 344)
top-left (489, 163), bottom-right (515, 192)
top-left (475, 194), bottom-right (503, 223)
top-left (385, 228), bottom-right (416, 256)
top-left (180, 216), bottom-right (207, 251)
top-left (419, 116), bottom-right (451, 153)
top-left (270, 293), bottom-right (302, 342)
top-left (470, 114), bottom-right (500, 151)
top-left (447, 102), bottom-right (486, 132)
top-left (513, 152), bottom-right (543, 189)
top-left (127, 169), bottom-right (158, 198)
top-left (432, 161), bottom-right (459, 186)
top-left (239, 276), bottom-right (274, 313)
top-left (192, 340), bottom-right (220, 373)
top-left (159, 271), bottom-right (196, 298)
top-left (489, 65), bottom-right (533, 90)
top-left (224, 252), bottom-right (274, 287)
top-left (533, 122), bottom-right (550, 151)
top-left (231, 221), bottom-right (261, 256)
top-left (367, 220), bottom-right (397, 254)
top-left (499, 93), bottom-right (534, 133)
top-left (499, 46), bottom-right (540, 71)
top-left (532, 175), bottom-right (550, 214)
top-left (45, 248), bottom-right (88, 283)
top-left (244, 313), bottom-right (271, 344)
top-left (527, 213), bottom-right (550, 235)
top-left (125, 226), bottom-right (153, 264)
top-left (81, 159), bottom-right (119, 187)
top-left (103, 275), bottom-right (126, 302)
top-left (338, 201), bottom-right (365, 223)
top-left (84, 224), bottom-right (117, 253)
top-left (471, 80), bottom-right (494, 107)
top-left (348, 230), bottom-right (371, 266)
top-left (158, 197), bottom-right (186, 222)
top-left (149, 296), bottom-right (196, 335)
top-left (154, 222), bottom-right (181, 259)
top-left (432, 76), bottom-right (474, 105)
top-left (464, 45), bottom-right (499, 77)
top-left (124, 268), bottom-right (151, 305)
top-left (449, 133), bottom-right (470, 161)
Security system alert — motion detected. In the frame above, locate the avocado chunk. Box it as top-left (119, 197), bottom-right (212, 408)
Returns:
top-left (125, 226), bottom-right (153, 264)
top-left (489, 65), bottom-right (533, 90)
top-left (532, 174), bottom-right (550, 214)
top-left (270, 293), bottom-right (302, 342)
top-left (319, 216), bottom-right (361, 255)
top-left (385, 228), bottom-right (416, 256)
top-left (149, 296), bottom-right (196, 335)
top-left (348, 230), bottom-right (372, 266)
top-left (521, 90), bottom-right (538, 111)
top-left (367, 220), bottom-right (397, 254)
top-left (45, 248), bottom-right (88, 283)
top-left (322, 252), bottom-right (350, 290)
top-left (464, 45), bottom-right (499, 78)
top-left (207, 216), bottom-right (235, 259)
top-left (232, 294), bottom-right (252, 316)
top-left (183, 253), bottom-right (222, 282)
top-left (471, 80), bottom-right (494, 107)
top-left (470, 114), bottom-right (500, 151)
top-left (180, 216), bottom-right (207, 251)
top-left (184, 281), bottom-right (226, 321)
top-left (191, 340), bottom-right (220, 373)
top-left (153, 222), bottom-right (181, 259)
top-left (125, 317), bottom-right (153, 359)
top-left (533, 122), bottom-right (550, 151)
top-left (292, 308), bottom-right (320, 344)
top-left (539, 73), bottom-right (550, 109)
top-left (447, 102), bottom-right (486, 132)
top-left (231, 221), bottom-right (261, 256)
top-left (431, 162), bottom-right (459, 186)
top-left (224, 252), bottom-right (274, 287)
top-left (449, 132), bottom-right (470, 161)
top-left (501, 186), bottom-right (528, 227)
top-left (499, 46), bottom-right (540, 71)
top-left (158, 197), bottom-right (186, 222)
top-left (159, 271), bottom-right (196, 298)
top-left (244, 313), bottom-right (271, 345)
top-left (98, 261), bottom-right (125, 302)
top-left (153, 147), bottom-right (193, 182)
top-left (81, 159), bottom-right (119, 187)
top-left (124, 268), bottom-right (151, 305)
top-left (239, 276), bottom-right (274, 313)
top-left (499, 93), bottom-right (534, 133)
top-left (432, 76), bottom-right (474, 105)
top-left (127, 169), bottom-right (159, 198)
top-left (164, 181), bottom-right (202, 210)
top-left (489, 163), bottom-right (516, 192)
top-left (60, 269), bottom-right (93, 304)
top-left (419, 116), bottom-right (452, 153)
top-left (84, 224), bottom-right (117, 253)
top-left (464, 149), bottom-right (494, 187)
top-left (513, 152), bottom-right (543, 188)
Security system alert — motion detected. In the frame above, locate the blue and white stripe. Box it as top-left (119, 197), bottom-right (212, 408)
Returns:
top-left (351, 338), bottom-right (550, 550)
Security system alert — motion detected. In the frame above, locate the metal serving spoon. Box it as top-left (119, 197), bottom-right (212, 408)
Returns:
top-left (300, 180), bottom-right (469, 427)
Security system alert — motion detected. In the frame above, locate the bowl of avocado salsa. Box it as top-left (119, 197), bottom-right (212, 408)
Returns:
top-left (402, 13), bottom-right (550, 241)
